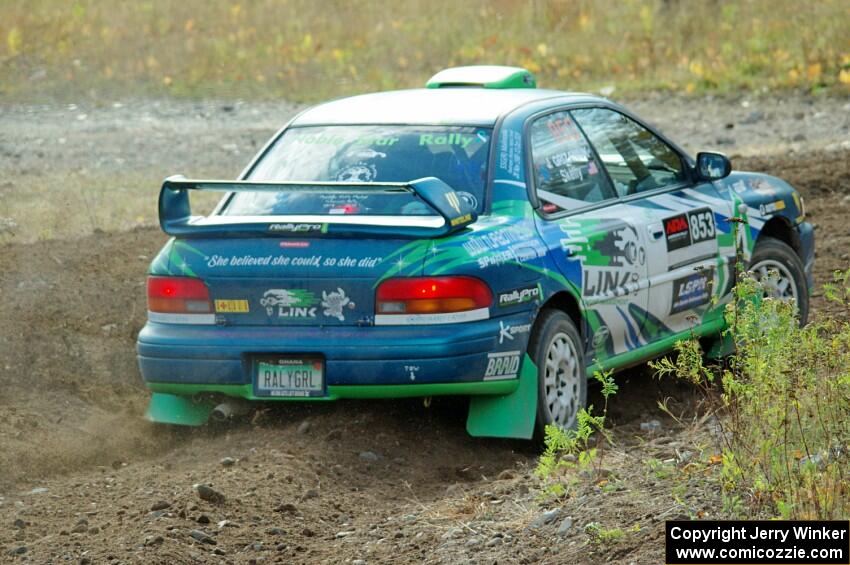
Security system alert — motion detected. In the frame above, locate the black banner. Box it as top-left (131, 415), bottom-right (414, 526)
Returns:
top-left (666, 521), bottom-right (849, 564)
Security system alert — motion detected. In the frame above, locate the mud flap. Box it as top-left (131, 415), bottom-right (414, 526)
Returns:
top-left (705, 329), bottom-right (735, 359)
top-left (145, 393), bottom-right (214, 426)
top-left (466, 354), bottom-right (537, 439)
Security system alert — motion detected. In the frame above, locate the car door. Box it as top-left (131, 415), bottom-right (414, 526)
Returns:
top-left (528, 109), bottom-right (652, 366)
top-left (572, 107), bottom-right (733, 341)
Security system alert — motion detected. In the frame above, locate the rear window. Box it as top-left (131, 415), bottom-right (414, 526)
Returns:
top-left (222, 125), bottom-right (491, 216)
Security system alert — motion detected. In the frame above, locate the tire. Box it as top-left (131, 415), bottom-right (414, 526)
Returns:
top-left (528, 309), bottom-right (587, 436)
top-left (748, 236), bottom-right (809, 325)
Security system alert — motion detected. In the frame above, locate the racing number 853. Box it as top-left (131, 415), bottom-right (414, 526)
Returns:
top-left (689, 210), bottom-right (715, 243)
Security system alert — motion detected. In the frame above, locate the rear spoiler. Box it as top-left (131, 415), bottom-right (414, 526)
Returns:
top-left (158, 176), bottom-right (477, 238)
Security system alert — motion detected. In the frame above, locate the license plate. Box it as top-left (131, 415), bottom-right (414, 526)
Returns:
top-left (253, 357), bottom-right (325, 397)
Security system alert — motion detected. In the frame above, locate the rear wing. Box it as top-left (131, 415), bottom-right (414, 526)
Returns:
top-left (158, 176), bottom-right (477, 238)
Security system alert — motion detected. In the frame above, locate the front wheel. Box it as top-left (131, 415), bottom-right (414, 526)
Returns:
top-left (529, 310), bottom-right (587, 436)
top-left (748, 236), bottom-right (809, 325)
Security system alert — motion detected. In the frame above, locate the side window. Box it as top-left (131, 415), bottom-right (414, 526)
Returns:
top-left (572, 108), bottom-right (686, 197)
top-left (529, 110), bottom-right (615, 215)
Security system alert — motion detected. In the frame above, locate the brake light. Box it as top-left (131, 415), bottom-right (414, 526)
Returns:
top-left (376, 276), bottom-right (492, 315)
top-left (147, 276), bottom-right (212, 313)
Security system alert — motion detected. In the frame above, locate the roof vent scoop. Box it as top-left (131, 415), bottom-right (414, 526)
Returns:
top-left (426, 65), bottom-right (537, 89)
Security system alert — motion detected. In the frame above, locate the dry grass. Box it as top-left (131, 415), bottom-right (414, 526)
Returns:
top-left (1, 0), bottom-right (848, 102)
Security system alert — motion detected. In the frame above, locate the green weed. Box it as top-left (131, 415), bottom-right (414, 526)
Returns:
top-left (536, 370), bottom-right (617, 497)
top-left (653, 269), bottom-right (850, 519)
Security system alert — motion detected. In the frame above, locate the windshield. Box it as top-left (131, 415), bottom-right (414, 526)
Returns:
top-left (222, 125), bottom-right (491, 216)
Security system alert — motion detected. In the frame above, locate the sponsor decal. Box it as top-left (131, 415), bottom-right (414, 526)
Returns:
top-left (759, 199), bottom-right (786, 216)
top-left (328, 204), bottom-right (360, 215)
top-left (498, 129), bottom-right (523, 179)
top-left (748, 178), bottom-right (776, 194)
top-left (374, 308), bottom-right (489, 326)
top-left (335, 162), bottom-right (377, 182)
top-left (445, 192), bottom-right (463, 214)
top-left (731, 180), bottom-right (748, 193)
top-left (498, 321), bottom-right (532, 344)
top-left (546, 115), bottom-right (582, 142)
top-left (268, 223), bottom-right (327, 234)
top-left (457, 191), bottom-right (479, 210)
top-left (498, 285), bottom-right (541, 307)
top-left (663, 208), bottom-right (716, 251)
top-left (476, 246), bottom-right (537, 269)
top-left (260, 289), bottom-right (319, 318)
top-left (484, 350), bottom-right (521, 379)
top-left (664, 214), bottom-right (691, 251)
top-left (670, 268), bottom-right (714, 314)
top-left (214, 299), bottom-right (249, 313)
top-left (419, 133), bottom-right (477, 148)
top-left (462, 226), bottom-right (536, 257)
top-left (321, 288), bottom-right (355, 322)
top-left (591, 325), bottom-right (610, 349)
top-left (571, 224), bottom-right (645, 298)
top-left (279, 241), bottom-right (310, 248)
top-left (450, 213), bottom-right (473, 227)
top-left (583, 269), bottom-right (640, 297)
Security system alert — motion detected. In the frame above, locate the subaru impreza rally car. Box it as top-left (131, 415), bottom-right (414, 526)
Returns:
top-left (138, 66), bottom-right (814, 438)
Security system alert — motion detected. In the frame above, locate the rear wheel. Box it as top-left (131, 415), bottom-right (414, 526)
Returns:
top-left (529, 310), bottom-right (587, 436)
top-left (748, 236), bottom-right (809, 325)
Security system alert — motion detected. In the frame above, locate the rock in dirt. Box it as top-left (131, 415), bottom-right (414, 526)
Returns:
top-left (150, 501), bottom-right (171, 511)
top-left (274, 503), bottom-right (297, 514)
top-left (530, 508), bottom-right (561, 528)
top-left (195, 484), bottom-right (226, 504)
top-left (196, 514), bottom-right (211, 524)
top-left (71, 519), bottom-right (88, 534)
top-left (557, 517), bottom-right (574, 536)
top-left (359, 451), bottom-right (379, 462)
top-left (741, 110), bottom-right (764, 124)
top-left (220, 457), bottom-right (236, 467)
top-left (296, 421), bottom-right (311, 434)
top-left (189, 529), bottom-right (216, 545)
top-left (640, 419), bottom-right (662, 433)
top-left (144, 534), bottom-right (164, 546)
top-left (12, 518), bottom-right (26, 529)
top-left (7, 545), bottom-right (26, 556)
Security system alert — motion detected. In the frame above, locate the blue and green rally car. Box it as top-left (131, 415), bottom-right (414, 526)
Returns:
top-left (138, 66), bottom-right (814, 439)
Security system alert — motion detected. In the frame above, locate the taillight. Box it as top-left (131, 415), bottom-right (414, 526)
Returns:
top-left (147, 276), bottom-right (212, 314)
top-left (376, 276), bottom-right (492, 317)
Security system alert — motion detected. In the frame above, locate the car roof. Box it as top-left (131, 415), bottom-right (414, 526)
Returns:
top-left (291, 88), bottom-right (596, 127)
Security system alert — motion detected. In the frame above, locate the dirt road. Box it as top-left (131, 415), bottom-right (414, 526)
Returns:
top-left (0, 95), bottom-right (848, 564)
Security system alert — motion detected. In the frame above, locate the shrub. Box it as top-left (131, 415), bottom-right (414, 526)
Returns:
top-left (653, 269), bottom-right (850, 519)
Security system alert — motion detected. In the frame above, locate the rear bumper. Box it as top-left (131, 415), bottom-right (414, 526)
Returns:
top-left (796, 221), bottom-right (815, 293)
top-left (137, 312), bottom-right (534, 398)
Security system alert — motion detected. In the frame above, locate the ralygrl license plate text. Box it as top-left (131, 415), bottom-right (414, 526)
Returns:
top-left (254, 358), bottom-right (324, 397)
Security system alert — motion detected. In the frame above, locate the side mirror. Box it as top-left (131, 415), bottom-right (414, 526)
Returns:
top-left (696, 151), bottom-right (732, 181)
